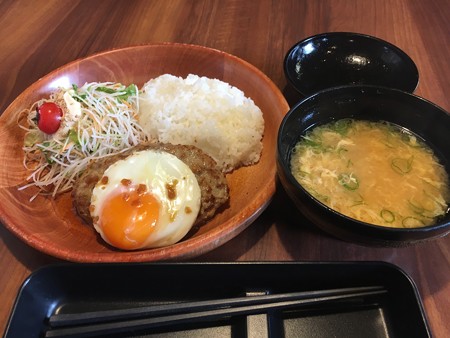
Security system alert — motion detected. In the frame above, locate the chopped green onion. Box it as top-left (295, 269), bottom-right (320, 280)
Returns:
top-left (331, 118), bottom-right (352, 135)
top-left (391, 156), bottom-right (413, 175)
top-left (402, 216), bottom-right (425, 228)
top-left (423, 189), bottom-right (446, 207)
top-left (338, 147), bottom-right (348, 158)
top-left (301, 135), bottom-right (321, 148)
top-left (382, 141), bottom-right (394, 149)
top-left (380, 209), bottom-right (395, 223)
top-left (400, 131), bottom-right (422, 148)
top-left (350, 193), bottom-right (365, 207)
top-left (338, 173), bottom-right (359, 190)
top-left (408, 199), bottom-right (427, 214)
top-left (408, 198), bottom-right (438, 219)
top-left (297, 170), bottom-right (310, 178)
top-left (309, 188), bottom-right (330, 203)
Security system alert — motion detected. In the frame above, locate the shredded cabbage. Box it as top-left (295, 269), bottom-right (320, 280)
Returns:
top-left (19, 82), bottom-right (149, 200)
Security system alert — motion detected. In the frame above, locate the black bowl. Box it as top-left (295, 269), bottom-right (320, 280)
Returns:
top-left (277, 85), bottom-right (450, 246)
top-left (284, 32), bottom-right (419, 97)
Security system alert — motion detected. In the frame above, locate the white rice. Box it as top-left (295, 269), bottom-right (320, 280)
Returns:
top-left (138, 74), bottom-right (264, 172)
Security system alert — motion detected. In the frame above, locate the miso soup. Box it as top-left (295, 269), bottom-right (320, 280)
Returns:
top-left (290, 119), bottom-right (450, 228)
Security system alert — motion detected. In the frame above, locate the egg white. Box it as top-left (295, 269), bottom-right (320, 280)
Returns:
top-left (90, 149), bottom-right (201, 249)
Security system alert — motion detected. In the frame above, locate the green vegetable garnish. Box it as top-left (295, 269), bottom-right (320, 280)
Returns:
top-left (331, 118), bottom-right (352, 136)
top-left (72, 83), bottom-right (87, 102)
top-left (402, 216), bottom-right (425, 228)
top-left (391, 156), bottom-right (414, 175)
top-left (96, 84), bottom-right (137, 101)
top-left (96, 86), bottom-right (117, 94)
top-left (68, 129), bottom-right (79, 145)
top-left (407, 196), bottom-right (438, 219)
top-left (118, 84), bottom-right (137, 101)
top-left (338, 173), bottom-right (359, 190)
top-left (301, 135), bottom-right (322, 148)
top-left (380, 209), bottom-right (395, 223)
top-left (350, 194), bottom-right (365, 207)
top-left (338, 147), bottom-right (348, 159)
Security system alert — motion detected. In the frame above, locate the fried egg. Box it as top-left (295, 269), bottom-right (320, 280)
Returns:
top-left (90, 150), bottom-right (201, 250)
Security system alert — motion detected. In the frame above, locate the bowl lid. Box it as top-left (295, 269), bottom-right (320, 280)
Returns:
top-left (284, 32), bottom-right (419, 96)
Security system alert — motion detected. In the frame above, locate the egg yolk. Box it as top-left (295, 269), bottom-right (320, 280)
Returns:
top-left (98, 185), bottom-right (160, 250)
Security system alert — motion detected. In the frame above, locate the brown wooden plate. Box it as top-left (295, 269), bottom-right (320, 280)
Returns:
top-left (0, 43), bottom-right (289, 262)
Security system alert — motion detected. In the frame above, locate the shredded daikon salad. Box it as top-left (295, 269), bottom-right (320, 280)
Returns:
top-left (19, 82), bottom-right (149, 200)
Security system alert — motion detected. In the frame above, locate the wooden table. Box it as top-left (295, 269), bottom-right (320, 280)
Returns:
top-left (1, 0), bottom-right (449, 336)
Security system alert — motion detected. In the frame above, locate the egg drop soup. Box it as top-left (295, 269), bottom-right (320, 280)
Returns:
top-left (290, 119), bottom-right (450, 228)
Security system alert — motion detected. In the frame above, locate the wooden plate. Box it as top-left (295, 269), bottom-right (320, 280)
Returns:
top-left (0, 43), bottom-right (289, 262)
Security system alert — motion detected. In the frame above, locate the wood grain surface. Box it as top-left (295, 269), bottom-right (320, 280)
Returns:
top-left (0, 43), bottom-right (288, 262)
top-left (0, 0), bottom-right (449, 336)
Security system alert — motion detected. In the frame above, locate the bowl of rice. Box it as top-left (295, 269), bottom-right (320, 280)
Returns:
top-left (0, 43), bottom-right (289, 262)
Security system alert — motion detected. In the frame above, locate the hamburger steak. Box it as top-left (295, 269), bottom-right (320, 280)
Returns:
top-left (72, 143), bottom-right (230, 227)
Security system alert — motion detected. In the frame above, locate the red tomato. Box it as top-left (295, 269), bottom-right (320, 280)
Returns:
top-left (36, 102), bottom-right (63, 134)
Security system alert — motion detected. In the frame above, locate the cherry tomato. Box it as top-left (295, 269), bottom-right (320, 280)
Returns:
top-left (36, 102), bottom-right (63, 134)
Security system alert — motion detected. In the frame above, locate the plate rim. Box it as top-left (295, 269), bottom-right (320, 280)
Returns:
top-left (0, 42), bottom-right (289, 262)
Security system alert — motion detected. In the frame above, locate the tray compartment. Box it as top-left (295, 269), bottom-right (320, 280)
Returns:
top-left (4, 262), bottom-right (431, 337)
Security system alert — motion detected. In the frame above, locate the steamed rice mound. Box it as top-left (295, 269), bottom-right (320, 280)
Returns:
top-left (138, 74), bottom-right (264, 172)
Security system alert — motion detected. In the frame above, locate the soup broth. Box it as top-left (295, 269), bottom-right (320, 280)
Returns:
top-left (290, 119), bottom-right (450, 228)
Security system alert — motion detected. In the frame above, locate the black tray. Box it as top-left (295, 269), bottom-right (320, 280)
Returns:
top-left (4, 262), bottom-right (431, 337)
